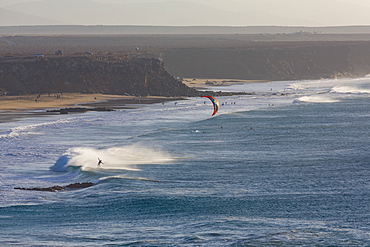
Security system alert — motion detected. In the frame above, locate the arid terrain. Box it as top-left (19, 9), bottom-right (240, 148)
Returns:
top-left (1, 26), bottom-right (370, 97)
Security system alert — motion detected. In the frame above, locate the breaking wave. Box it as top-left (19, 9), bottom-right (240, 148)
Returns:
top-left (293, 95), bottom-right (340, 103)
top-left (0, 117), bottom-right (85, 139)
top-left (331, 85), bottom-right (370, 94)
top-left (50, 144), bottom-right (174, 172)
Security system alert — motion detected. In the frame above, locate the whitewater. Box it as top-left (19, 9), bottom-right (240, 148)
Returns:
top-left (1, 77), bottom-right (370, 246)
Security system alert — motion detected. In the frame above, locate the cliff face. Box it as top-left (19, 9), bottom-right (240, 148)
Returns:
top-left (3, 41), bottom-right (370, 96)
top-left (0, 55), bottom-right (199, 96)
top-left (163, 42), bottom-right (370, 80)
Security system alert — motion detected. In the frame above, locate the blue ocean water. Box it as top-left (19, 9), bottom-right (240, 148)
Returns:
top-left (1, 77), bottom-right (370, 246)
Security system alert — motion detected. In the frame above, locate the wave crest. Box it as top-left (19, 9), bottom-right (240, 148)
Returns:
top-left (293, 95), bottom-right (340, 103)
top-left (331, 86), bottom-right (370, 94)
top-left (50, 144), bottom-right (174, 172)
top-left (0, 118), bottom-right (77, 139)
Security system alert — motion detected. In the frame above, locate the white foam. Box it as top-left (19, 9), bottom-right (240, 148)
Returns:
top-left (51, 144), bottom-right (174, 172)
top-left (286, 77), bottom-right (370, 95)
top-left (99, 174), bottom-right (160, 182)
top-left (331, 85), bottom-right (370, 94)
top-left (293, 95), bottom-right (340, 103)
top-left (0, 118), bottom-right (76, 139)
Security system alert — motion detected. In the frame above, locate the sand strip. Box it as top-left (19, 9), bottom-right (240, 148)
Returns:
top-left (0, 93), bottom-right (179, 123)
top-left (182, 78), bottom-right (267, 89)
top-left (0, 93), bottom-right (138, 111)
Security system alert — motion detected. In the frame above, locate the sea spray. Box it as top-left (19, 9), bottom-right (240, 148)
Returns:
top-left (51, 144), bottom-right (174, 172)
top-left (293, 95), bottom-right (340, 103)
top-left (331, 85), bottom-right (370, 94)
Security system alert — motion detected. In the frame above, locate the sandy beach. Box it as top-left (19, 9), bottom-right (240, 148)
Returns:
top-left (0, 93), bottom-right (170, 111)
top-left (0, 93), bottom-right (177, 123)
top-left (0, 79), bottom-right (252, 123)
top-left (0, 79), bottom-right (255, 112)
top-left (182, 78), bottom-right (266, 89)
top-left (0, 78), bottom-right (256, 112)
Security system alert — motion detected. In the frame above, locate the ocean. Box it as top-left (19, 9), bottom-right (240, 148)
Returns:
top-left (1, 77), bottom-right (370, 246)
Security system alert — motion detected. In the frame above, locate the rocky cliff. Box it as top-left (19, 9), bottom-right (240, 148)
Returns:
top-left (163, 42), bottom-right (370, 80)
top-left (3, 41), bottom-right (370, 96)
top-left (0, 55), bottom-right (199, 96)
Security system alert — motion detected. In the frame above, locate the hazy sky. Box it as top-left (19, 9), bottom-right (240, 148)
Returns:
top-left (1, 0), bottom-right (370, 26)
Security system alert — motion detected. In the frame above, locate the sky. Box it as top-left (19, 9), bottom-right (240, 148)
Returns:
top-left (1, 0), bottom-right (370, 26)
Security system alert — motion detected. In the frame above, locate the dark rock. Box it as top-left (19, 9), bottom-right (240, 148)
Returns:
top-left (15, 185), bottom-right (66, 192)
top-left (60, 109), bottom-right (69, 114)
top-left (46, 107), bottom-right (114, 114)
top-left (65, 182), bottom-right (94, 189)
top-left (14, 182), bottom-right (95, 192)
top-left (93, 107), bottom-right (114, 111)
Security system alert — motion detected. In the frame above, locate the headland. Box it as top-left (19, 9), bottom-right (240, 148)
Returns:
top-left (1, 26), bottom-right (370, 119)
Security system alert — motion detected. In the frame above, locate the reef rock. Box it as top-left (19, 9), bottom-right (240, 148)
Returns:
top-left (14, 182), bottom-right (95, 192)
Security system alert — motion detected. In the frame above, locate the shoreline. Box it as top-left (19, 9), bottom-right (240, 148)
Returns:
top-left (182, 78), bottom-right (267, 89)
top-left (0, 93), bottom-right (180, 123)
top-left (0, 93), bottom-right (155, 111)
top-left (0, 78), bottom-right (262, 123)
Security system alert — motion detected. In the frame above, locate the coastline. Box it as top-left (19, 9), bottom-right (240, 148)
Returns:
top-left (0, 93), bottom-right (180, 123)
top-left (0, 78), bottom-right (257, 123)
top-left (182, 78), bottom-right (267, 89)
top-left (0, 93), bottom-right (141, 111)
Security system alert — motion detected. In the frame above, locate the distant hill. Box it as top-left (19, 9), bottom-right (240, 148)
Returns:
top-left (2, 41), bottom-right (370, 92)
top-left (0, 8), bottom-right (63, 26)
top-left (163, 42), bottom-right (370, 80)
top-left (2, 0), bottom-right (370, 26)
top-left (0, 0), bottom-right (315, 26)
top-left (1, 32), bottom-right (370, 84)
top-left (2, 25), bottom-right (370, 35)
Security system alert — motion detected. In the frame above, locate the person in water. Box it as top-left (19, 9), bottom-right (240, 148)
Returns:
top-left (97, 158), bottom-right (104, 166)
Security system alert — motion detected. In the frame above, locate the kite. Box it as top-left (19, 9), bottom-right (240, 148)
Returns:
top-left (202, 96), bottom-right (220, 116)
